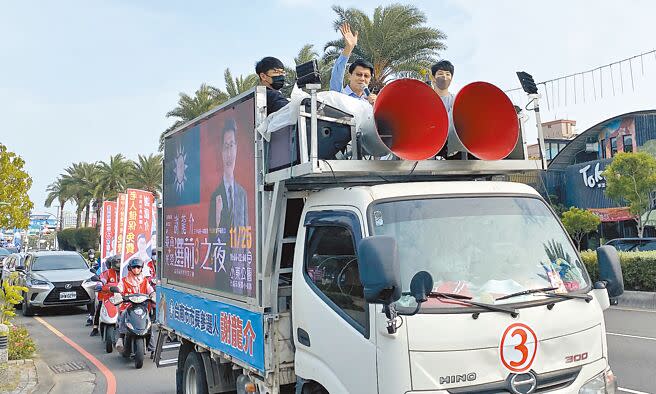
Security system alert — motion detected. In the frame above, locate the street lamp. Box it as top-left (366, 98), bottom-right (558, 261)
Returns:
top-left (516, 71), bottom-right (547, 170)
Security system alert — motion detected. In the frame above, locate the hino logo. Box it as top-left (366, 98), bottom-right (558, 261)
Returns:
top-left (64, 283), bottom-right (72, 289)
top-left (508, 372), bottom-right (537, 394)
top-left (439, 373), bottom-right (477, 385)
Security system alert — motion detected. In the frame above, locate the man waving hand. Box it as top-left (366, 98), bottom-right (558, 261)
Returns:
top-left (329, 23), bottom-right (377, 105)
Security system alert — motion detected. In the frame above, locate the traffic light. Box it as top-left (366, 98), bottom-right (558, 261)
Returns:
top-left (516, 71), bottom-right (538, 94)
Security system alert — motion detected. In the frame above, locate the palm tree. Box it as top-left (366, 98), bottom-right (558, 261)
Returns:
top-left (45, 177), bottom-right (70, 230)
top-left (323, 4), bottom-right (447, 90)
top-left (159, 83), bottom-right (225, 151)
top-left (61, 162), bottom-right (97, 228)
top-left (94, 154), bottom-right (134, 228)
top-left (223, 68), bottom-right (258, 98)
top-left (130, 153), bottom-right (163, 199)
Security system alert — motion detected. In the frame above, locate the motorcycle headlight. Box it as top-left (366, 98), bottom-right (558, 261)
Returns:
top-left (126, 321), bottom-right (134, 330)
top-left (579, 368), bottom-right (617, 394)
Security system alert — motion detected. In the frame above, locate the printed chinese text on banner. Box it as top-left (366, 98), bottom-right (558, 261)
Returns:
top-left (100, 201), bottom-right (117, 268)
top-left (120, 188), bottom-right (157, 277)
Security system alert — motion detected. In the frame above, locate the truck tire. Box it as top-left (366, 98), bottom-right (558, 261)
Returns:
top-left (302, 382), bottom-right (328, 394)
top-left (134, 337), bottom-right (145, 369)
top-left (182, 352), bottom-right (209, 394)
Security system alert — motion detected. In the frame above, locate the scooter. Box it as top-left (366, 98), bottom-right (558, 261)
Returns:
top-left (110, 289), bottom-right (155, 369)
top-left (99, 296), bottom-right (119, 353)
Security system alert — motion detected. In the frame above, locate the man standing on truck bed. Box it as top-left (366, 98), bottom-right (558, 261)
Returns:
top-left (208, 118), bottom-right (249, 294)
top-left (329, 22), bottom-right (377, 106)
top-left (256, 56), bottom-right (289, 115)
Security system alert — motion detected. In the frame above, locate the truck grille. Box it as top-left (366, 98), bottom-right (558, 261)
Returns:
top-left (447, 366), bottom-right (581, 393)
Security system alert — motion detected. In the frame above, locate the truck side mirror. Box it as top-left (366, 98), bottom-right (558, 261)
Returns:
top-left (357, 236), bottom-right (401, 305)
top-left (410, 271), bottom-right (434, 303)
top-left (596, 245), bottom-right (624, 298)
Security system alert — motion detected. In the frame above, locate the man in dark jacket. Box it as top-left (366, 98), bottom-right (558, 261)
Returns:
top-left (256, 56), bottom-right (289, 115)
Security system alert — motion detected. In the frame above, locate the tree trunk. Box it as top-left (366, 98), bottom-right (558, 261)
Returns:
top-left (84, 204), bottom-right (90, 228)
top-left (636, 215), bottom-right (644, 238)
top-left (95, 200), bottom-right (102, 229)
top-left (58, 200), bottom-right (66, 230)
top-left (76, 209), bottom-right (82, 228)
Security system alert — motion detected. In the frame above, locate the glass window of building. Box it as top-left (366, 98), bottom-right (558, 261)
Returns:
top-left (610, 137), bottom-right (618, 156)
top-left (623, 135), bottom-right (633, 153)
top-left (600, 139), bottom-right (606, 158)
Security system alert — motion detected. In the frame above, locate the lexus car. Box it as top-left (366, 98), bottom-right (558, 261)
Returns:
top-left (15, 251), bottom-right (96, 316)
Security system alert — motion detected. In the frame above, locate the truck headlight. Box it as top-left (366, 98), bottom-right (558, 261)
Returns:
top-left (579, 368), bottom-right (617, 394)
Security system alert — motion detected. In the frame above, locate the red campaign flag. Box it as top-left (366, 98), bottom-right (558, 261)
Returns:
top-left (116, 193), bottom-right (128, 261)
top-left (121, 188), bottom-right (157, 277)
top-left (101, 201), bottom-right (118, 261)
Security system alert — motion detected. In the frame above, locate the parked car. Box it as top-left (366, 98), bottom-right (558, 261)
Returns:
top-left (0, 248), bottom-right (10, 269)
top-left (0, 252), bottom-right (26, 287)
top-left (604, 237), bottom-right (656, 252)
top-left (14, 251), bottom-right (97, 316)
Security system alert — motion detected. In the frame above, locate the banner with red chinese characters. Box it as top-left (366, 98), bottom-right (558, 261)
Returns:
top-left (115, 193), bottom-right (128, 261)
top-left (119, 188), bottom-right (157, 277)
top-left (162, 96), bottom-right (256, 297)
top-left (100, 201), bottom-right (118, 268)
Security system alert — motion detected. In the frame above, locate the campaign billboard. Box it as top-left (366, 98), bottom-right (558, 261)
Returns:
top-left (119, 189), bottom-right (157, 277)
top-left (163, 97), bottom-right (256, 297)
top-left (101, 201), bottom-right (117, 265)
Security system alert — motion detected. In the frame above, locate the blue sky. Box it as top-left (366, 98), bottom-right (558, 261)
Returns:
top-left (2, 0), bottom-right (656, 214)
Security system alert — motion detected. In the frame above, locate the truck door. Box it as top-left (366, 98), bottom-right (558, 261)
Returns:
top-left (293, 209), bottom-right (376, 394)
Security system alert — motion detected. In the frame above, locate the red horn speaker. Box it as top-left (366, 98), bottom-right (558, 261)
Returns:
top-left (452, 82), bottom-right (519, 160)
top-left (366, 79), bottom-right (448, 160)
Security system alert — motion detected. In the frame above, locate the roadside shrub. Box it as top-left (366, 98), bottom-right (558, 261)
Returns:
top-left (580, 250), bottom-right (656, 291)
top-left (8, 325), bottom-right (36, 360)
top-left (0, 274), bottom-right (28, 324)
top-left (56, 227), bottom-right (99, 251)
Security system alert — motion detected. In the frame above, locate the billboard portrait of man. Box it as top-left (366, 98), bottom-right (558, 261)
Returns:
top-left (208, 118), bottom-right (250, 293)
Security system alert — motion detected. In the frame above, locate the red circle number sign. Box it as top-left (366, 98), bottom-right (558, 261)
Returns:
top-left (499, 323), bottom-right (538, 373)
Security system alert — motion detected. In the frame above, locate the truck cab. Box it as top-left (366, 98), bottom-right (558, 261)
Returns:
top-left (293, 181), bottom-right (621, 393)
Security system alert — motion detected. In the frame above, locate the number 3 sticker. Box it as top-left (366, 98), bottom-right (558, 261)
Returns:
top-left (499, 323), bottom-right (538, 373)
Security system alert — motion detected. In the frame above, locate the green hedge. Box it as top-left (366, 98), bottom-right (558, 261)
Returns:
top-left (56, 227), bottom-right (99, 251)
top-left (580, 250), bottom-right (656, 292)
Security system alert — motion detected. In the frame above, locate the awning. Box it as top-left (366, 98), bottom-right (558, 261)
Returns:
top-left (588, 207), bottom-right (636, 222)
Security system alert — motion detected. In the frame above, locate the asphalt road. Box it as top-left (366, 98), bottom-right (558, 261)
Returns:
top-left (14, 305), bottom-right (656, 394)
top-left (15, 306), bottom-right (175, 394)
top-left (605, 307), bottom-right (656, 394)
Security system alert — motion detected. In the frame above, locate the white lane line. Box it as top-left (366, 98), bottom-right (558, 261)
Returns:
top-left (619, 387), bottom-right (651, 394)
top-left (607, 332), bottom-right (656, 341)
top-left (611, 306), bottom-right (656, 313)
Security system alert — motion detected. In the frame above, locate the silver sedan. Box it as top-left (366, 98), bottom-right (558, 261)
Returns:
top-left (15, 251), bottom-right (97, 316)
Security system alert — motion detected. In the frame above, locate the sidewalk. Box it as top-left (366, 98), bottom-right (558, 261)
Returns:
top-left (615, 290), bottom-right (656, 310)
top-left (0, 359), bottom-right (37, 394)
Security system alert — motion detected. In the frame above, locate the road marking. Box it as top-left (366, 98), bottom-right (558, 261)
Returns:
top-left (34, 316), bottom-right (116, 394)
top-left (619, 387), bottom-right (651, 394)
top-left (607, 332), bottom-right (656, 342)
top-left (611, 306), bottom-right (656, 313)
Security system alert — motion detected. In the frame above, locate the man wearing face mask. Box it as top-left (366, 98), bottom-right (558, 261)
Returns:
top-left (256, 56), bottom-right (290, 115)
top-left (431, 60), bottom-right (455, 112)
top-left (329, 22), bottom-right (377, 105)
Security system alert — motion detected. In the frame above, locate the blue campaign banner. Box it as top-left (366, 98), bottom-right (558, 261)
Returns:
top-left (156, 286), bottom-right (265, 371)
top-left (164, 125), bottom-right (201, 207)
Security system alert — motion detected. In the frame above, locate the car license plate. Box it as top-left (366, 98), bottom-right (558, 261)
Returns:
top-left (59, 291), bottom-right (77, 300)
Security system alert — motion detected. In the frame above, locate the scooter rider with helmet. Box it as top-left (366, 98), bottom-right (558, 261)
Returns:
top-left (90, 255), bottom-right (122, 336)
top-left (114, 258), bottom-right (155, 353)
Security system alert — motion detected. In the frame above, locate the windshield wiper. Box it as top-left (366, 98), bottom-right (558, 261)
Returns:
top-left (496, 286), bottom-right (592, 302)
top-left (429, 291), bottom-right (518, 317)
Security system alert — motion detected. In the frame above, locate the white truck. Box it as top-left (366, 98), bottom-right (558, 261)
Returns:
top-left (154, 81), bottom-right (624, 394)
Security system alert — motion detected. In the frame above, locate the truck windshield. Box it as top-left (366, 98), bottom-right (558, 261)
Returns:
top-left (370, 196), bottom-right (590, 310)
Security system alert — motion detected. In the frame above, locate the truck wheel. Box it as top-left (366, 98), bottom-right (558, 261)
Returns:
top-left (22, 292), bottom-right (34, 316)
top-left (134, 337), bottom-right (145, 369)
top-left (302, 382), bottom-right (328, 394)
top-left (105, 326), bottom-right (115, 353)
top-left (183, 352), bottom-right (209, 394)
